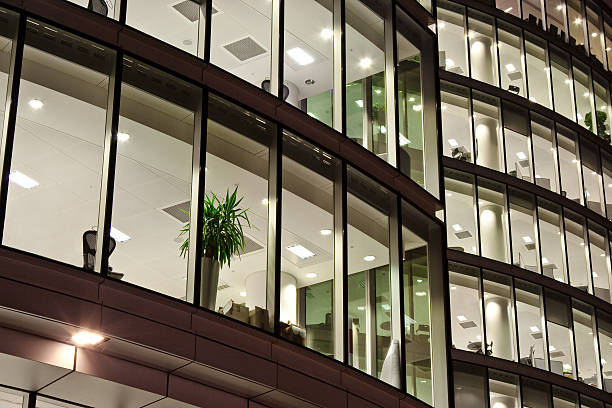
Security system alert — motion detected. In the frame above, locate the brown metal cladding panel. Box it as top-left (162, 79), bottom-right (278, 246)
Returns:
top-left (0, 276), bottom-right (101, 330)
top-left (75, 347), bottom-right (167, 396)
top-left (276, 365), bottom-right (347, 408)
top-left (167, 374), bottom-right (248, 408)
top-left (191, 309), bottom-right (273, 359)
top-left (101, 306), bottom-right (196, 359)
top-left (271, 340), bottom-right (342, 387)
top-left (194, 336), bottom-right (277, 389)
top-left (100, 280), bottom-right (195, 332)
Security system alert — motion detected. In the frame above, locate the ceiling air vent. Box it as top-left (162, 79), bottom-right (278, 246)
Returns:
top-left (459, 321), bottom-right (477, 329)
top-left (549, 351), bottom-right (566, 358)
top-left (172, 1), bottom-right (217, 23)
top-left (454, 230), bottom-right (472, 239)
top-left (162, 201), bottom-right (191, 224)
top-left (223, 37), bottom-right (267, 62)
top-left (530, 332), bottom-right (543, 340)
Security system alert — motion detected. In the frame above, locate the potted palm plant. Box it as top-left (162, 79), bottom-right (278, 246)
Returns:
top-left (179, 187), bottom-right (251, 309)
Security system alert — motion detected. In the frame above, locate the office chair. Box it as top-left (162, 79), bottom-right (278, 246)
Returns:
top-left (83, 230), bottom-right (118, 275)
top-left (88, 0), bottom-right (109, 17)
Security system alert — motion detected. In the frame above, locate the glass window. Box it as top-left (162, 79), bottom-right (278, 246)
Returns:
top-left (581, 140), bottom-right (604, 215)
top-left (283, 0), bottom-right (333, 127)
top-left (545, 290), bottom-right (576, 379)
top-left (586, 2), bottom-right (605, 64)
top-left (468, 10), bottom-right (499, 87)
top-left (522, 0), bottom-right (544, 23)
top-left (126, 0), bottom-right (202, 55)
top-left (110, 58), bottom-right (200, 298)
top-left (553, 387), bottom-right (579, 408)
top-left (605, 16), bottom-right (612, 70)
top-left (478, 178), bottom-right (510, 263)
top-left (454, 362), bottom-right (488, 406)
top-left (522, 377), bottom-right (552, 408)
top-left (564, 209), bottom-right (592, 292)
top-left (602, 152), bottom-right (612, 219)
top-left (474, 91), bottom-right (503, 172)
top-left (592, 72), bottom-right (611, 143)
top-left (483, 271), bottom-right (516, 361)
top-left (210, 0), bottom-right (272, 88)
top-left (498, 21), bottom-right (526, 98)
top-left (509, 188), bottom-right (538, 271)
top-left (557, 125), bottom-right (583, 204)
top-left (504, 101), bottom-right (532, 182)
top-left (204, 95), bottom-right (273, 323)
top-left (397, 7), bottom-right (425, 187)
top-left (445, 169), bottom-right (479, 255)
top-left (69, 0), bottom-right (119, 18)
top-left (597, 311), bottom-right (612, 392)
top-left (525, 32), bottom-right (552, 108)
top-left (573, 300), bottom-right (601, 388)
top-left (280, 131), bottom-right (340, 354)
top-left (0, 387), bottom-right (23, 407)
top-left (402, 200), bottom-right (434, 404)
top-left (546, 0), bottom-right (568, 35)
top-left (489, 369), bottom-right (520, 408)
top-left (588, 222), bottom-right (610, 302)
top-left (438, 1), bottom-right (468, 77)
top-left (532, 113), bottom-right (559, 193)
top-left (538, 198), bottom-right (567, 282)
top-left (441, 82), bottom-right (472, 162)
top-left (568, 0), bottom-right (587, 52)
top-left (550, 46), bottom-right (576, 121)
top-left (497, 0), bottom-right (520, 18)
top-left (573, 59), bottom-right (594, 130)
top-left (345, 0), bottom-right (387, 158)
top-left (449, 262), bottom-right (483, 352)
top-left (516, 280), bottom-right (547, 370)
top-left (347, 166), bottom-right (395, 384)
top-left (3, 19), bottom-right (114, 267)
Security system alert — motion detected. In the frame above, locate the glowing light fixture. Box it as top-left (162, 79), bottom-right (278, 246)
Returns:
top-left (287, 47), bottom-right (314, 66)
top-left (9, 171), bottom-right (38, 189)
top-left (363, 255), bottom-right (376, 262)
top-left (359, 57), bottom-right (372, 69)
top-left (28, 99), bottom-right (44, 110)
top-left (287, 244), bottom-right (316, 259)
top-left (72, 331), bottom-right (105, 346)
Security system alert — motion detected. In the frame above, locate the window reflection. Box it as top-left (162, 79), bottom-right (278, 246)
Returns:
top-left (557, 125), bottom-right (583, 204)
top-left (573, 59), bottom-right (594, 130)
top-left (581, 140), bottom-right (604, 215)
top-left (531, 113), bottom-right (559, 193)
top-left (564, 209), bottom-right (592, 292)
top-left (449, 263), bottom-right (483, 353)
top-left (522, 377), bottom-right (552, 408)
top-left (525, 33), bottom-right (552, 108)
top-left (573, 300), bottom-right (601, 388)
top-left (515, 280), bottom-right (547, 370)
top-left (454, 362), bottom-right (488, 407)
top-left (504, 101), bottom-right (532, 182)
top-left (568, 0), bottom-right (587, 52)
top-left (592, 72), bottom-right (611, 143)
top-left (588, 222), bottom-right (610, 302)
top-left (550, 46), bottom-right (576, 121)
top-left (438, 1), bottom-right (468, 77)
top-left (441, 82), bottom-right (472, 162)
top-left (598, 311), bottom-right (612, 392)
top-left (488, 369), bottom-right (520, 408)
top-left (498, 22), bottom-right (525, 97)
top-left (509, 188), bottom-right (538, 272)
top-left (546, 290), bottom-right (576, 379)
top-left (538, 199), bottom-right (567, 282)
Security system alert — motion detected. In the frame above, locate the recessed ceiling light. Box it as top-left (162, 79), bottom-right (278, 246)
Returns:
top-left (359, 58), bottom-right (372, 69)
top-left (409, 97), bottom-right (415, 102)
top-left (542, 257), bottom-right (549, 264)
top-left (374, 89), bottom-right (382, 95)
top-left (72, 331), bottom-right (105, 345)
top-left (516, 151), bottom-right (527, 160)
top-left (563, 363), bottom-right (572, 370)
top-left (261, 198), bottom-right (269, 205)
top-left (363, 255), bottom-right (376, 262)
top-left (451, 286), bottom-right (457, 290)
top-left (505, 63), bottom-right (516, 72)
top-left (529, 326), bottom-right (540, 333)
top-left (357, 306), bottom-right (365, 311)
top-left (574, 18), bottom-right (582, 24)
top-left (355, 99), bottom-right (364, 108)
top-left (417, 279), bottom-right (423, 283)
top-left (412, 105), bottom-right (422, 111)
top-left (441, 104), bottom-right (447, 111)
top-left (549, 345), bottom-right (556, 351)
top-left (110, 227), bottom-right (131, 243)
top-left (117, 132), bottom-right (130, 142)
top-left (320, 28), bottom-right (333, 40)
top-left (28, 99), bottom-right (44, 109)
top-left (457, 315), bottom-right (468, 322)
top-left (448, 139), bottom-right (458, 147)
top-left (415, 291), bottom-right (427, 297)
top-left (452, 224), bottom-right (462, 232)
top-left (556, 5), bottom-right (563, 10)
top-left (9, 171), bottom-right (39, 189)
top-left (522, 236), bottom-right (533, 244)
top-left (306, 272), bottom-right (317, 278)
top-left (287, 47), bottom-right (314, 66)
top-left (381, 304), bottom-right (391, 310)
top-left (445, 58), bottom-right (455, 68)
top-left (287, 244), bottom-right (316, 259)
top-left (592, 32), bottom-right (598, 37)
top-left (584, 92), bottom-right (590, 98)
top-left (320, 229), bottom-right (332, 236)
top-left (239, 291), bottom-right (247, 297)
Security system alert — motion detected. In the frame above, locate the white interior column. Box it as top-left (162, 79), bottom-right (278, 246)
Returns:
top-left (485, 296), bottom-right (514, 360)
top-left (245, 271), bottom-right (297, 323)
top-left (480, 204), bottom-right (506, 262)
top-left (470, 36), bottom-right (494, 84)
top-left (475, 117), bottom-right (500, 170)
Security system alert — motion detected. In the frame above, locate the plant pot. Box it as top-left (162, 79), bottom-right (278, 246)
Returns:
top-left (200, 257), bottom-right (220, 310)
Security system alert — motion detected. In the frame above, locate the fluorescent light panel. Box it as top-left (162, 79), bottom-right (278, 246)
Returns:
top-left (287, 244), bottom-right (315, 259)
top-left (10, 171), bottom-right (39, 189)
top-left (110, 227), bottom-right (131, 243)
top-left (287, 47), bottom-right (314, 66)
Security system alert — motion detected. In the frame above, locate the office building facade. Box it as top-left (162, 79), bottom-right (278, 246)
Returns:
top-left (0, 0), bottom-right (608, 407)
